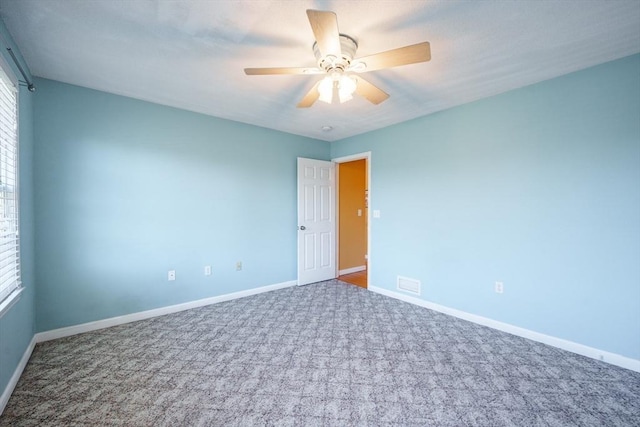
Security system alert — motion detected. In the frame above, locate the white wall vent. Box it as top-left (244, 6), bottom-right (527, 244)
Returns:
top-left (397, 276), bottom-right (421, 295)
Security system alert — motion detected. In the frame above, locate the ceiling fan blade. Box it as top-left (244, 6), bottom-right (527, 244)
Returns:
top-left (245, 67), bottom-right (323, 75)
top-left (354, 76), bottom-right (389, 105)
top-left (297, 81), bottom-right (321, 108)
top-left (306, 10), bottom-right (341, 58)
top-left (353, 42), bottom-right (431, 72)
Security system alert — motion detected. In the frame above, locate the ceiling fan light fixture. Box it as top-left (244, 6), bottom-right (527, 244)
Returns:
top-left (318, 74), bottom-right (356, 104)
top-left (318, 76), bottom-right (334, 103)
top-left (338, 75), bottom-right (357, 103)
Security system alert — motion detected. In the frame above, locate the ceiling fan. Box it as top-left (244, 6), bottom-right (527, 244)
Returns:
top-left (244, 10), bottom-right (431, 108)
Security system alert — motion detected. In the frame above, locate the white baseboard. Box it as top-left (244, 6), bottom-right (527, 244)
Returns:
top-left (369, 285), bottom-right (640, 373)
top-left (338, 265), bottom-right (366, 275)
top-left (36, 280), bottom-right (297, 343)
top-left (0, 335), bottom-right (36, 415)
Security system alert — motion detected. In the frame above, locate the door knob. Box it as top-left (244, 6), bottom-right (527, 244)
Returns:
top-left (299, 226), bottom-right (306, 230)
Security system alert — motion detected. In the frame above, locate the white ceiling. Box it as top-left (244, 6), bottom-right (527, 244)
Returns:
top-left (1, 0), bottom-right (639, 142)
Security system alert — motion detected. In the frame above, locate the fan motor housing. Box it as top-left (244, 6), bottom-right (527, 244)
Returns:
top-left (313, 34), bottom-right (358, 72)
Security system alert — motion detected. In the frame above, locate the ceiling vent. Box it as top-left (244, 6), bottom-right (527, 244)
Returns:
top-left (397, 276), bottom-right (421, 295)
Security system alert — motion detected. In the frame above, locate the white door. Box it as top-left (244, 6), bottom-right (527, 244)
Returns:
top-left (297, 157), bottom-right (336, 285)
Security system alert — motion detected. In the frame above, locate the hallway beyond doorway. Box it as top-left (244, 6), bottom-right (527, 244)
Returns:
top-left (338, 269), bottom-right (367, 288)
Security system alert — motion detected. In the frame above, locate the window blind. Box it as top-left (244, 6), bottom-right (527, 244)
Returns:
top-left (0, 62), bottom-right (20, 306)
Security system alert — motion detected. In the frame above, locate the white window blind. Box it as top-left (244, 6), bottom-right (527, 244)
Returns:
top-left (0, 61), bottom-right (20, 307)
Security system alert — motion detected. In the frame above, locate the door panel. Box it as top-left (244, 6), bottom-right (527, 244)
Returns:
top-left (298, 158), bottom-right (336, 285)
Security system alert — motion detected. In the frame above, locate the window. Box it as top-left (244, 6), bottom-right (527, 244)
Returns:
top-left (0, 59), bottom-right (21, 317)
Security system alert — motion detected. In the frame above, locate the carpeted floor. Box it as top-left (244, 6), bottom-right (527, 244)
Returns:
top-left (1, 280), bottom-right (639, 426)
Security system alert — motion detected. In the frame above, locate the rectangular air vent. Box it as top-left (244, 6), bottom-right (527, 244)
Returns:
top-left (397, 276), bottom-right (421, 295)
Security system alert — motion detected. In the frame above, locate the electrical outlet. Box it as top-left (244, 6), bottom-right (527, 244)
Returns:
top-left (204, 265), bottom-right (212, 276)
top-left (495, 281), bottom-right (504, 294)
top-left (236, 261), bottom-right (242, 271)
top-left (168, 270), bottom-right (176, 281)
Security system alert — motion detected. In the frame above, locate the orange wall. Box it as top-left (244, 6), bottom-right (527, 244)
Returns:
top-left (338, 159), bottom-right (367, 271)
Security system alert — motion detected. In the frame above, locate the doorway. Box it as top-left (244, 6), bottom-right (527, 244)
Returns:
top-left (334, 153), bottom-right (370, 289)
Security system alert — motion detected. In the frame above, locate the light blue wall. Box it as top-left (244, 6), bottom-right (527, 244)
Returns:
top-left (0, 22), bottom-right (36, 398)
top-left (332, 54), bottom-right (640, 360)
top-left (34, 79), bottom-right (329, 331)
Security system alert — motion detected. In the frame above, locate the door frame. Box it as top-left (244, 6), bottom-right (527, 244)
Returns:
top-left (332, 151), bottom-right (371, 288)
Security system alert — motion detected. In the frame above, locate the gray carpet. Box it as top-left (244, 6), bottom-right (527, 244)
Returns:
top-left (1, 280), bottom-right (639, 426)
